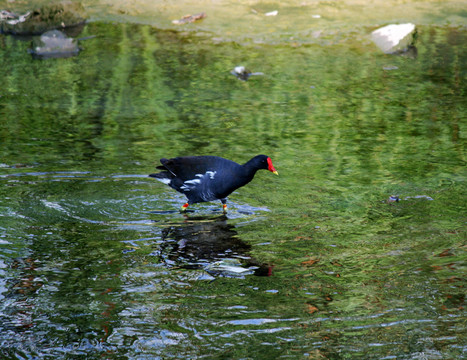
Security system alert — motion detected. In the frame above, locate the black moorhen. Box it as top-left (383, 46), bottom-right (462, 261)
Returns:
top-left (149, 155), bottom-right (278, 212)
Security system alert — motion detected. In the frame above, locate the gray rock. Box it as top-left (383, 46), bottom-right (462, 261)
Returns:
top-left (30, 30), bottom-right (80, 59)
top-left (0, 1), bottom-right (86, 35)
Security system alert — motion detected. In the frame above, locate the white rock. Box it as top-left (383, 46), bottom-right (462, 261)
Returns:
top-left (265, 10), bottom-right (278, 16)
top-left (371, 23), bottom-right (416, 54)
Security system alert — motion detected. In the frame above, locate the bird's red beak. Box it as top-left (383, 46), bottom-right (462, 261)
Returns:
top-left (267, 157), bottom-right (279, 175)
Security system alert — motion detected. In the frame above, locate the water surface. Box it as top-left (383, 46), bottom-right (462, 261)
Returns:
top-left (0, 16), bottom-right (466, 360)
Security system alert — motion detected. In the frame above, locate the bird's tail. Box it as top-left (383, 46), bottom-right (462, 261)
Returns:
top-left (149, 172), bottom-right (172, 185)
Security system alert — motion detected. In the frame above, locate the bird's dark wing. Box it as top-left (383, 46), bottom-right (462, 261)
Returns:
top-left (157, 156), bottom-right (233, 181)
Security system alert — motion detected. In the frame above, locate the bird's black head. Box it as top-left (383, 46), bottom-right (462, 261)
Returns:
top-left (247, 155), bottom-right (278, 174)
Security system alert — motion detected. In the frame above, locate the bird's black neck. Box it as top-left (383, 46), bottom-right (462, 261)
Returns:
top-left (242, 157), bottom-right (263, 178)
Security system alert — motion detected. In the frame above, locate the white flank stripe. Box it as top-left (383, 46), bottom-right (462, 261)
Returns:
top-left (179, 171), bottom-right (216, 192)
top-left (184, 179), bottom-right (201, 185)
top-left (206, 171), bottom-right (216, 179)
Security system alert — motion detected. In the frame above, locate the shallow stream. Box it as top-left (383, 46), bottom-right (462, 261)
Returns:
top-left (0, 2), bottom-right (466, 359)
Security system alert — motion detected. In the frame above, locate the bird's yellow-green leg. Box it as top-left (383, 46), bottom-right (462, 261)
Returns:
top-left (180, 203), bottom-right (189, 212)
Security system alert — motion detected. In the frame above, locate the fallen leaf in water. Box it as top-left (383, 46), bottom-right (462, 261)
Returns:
top-left (437, 249), bottom-right (453, 257)
top-left (306, 304), bottom-right (319, 313)
top-left (444, 276), bottom-right (462, 283)
top-left (301, 258), bottom-right (319, 266)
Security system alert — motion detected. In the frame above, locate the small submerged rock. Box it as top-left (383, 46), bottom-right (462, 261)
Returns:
top-left (387, 195), bottom-right (400, 203)
top-left (231, 66), bottom-right (264, 81)
top-left (29, 30), bottom-right (80, 59)
top-left (385, 194), bottom-right (434, 203)
top-left (404, 195), bottom-right (434, 201)
top-left (371, 23), bottom-right (416, 54)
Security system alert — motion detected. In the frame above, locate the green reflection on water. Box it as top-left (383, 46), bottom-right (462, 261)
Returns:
top-left (0, 21), bottom-right (465, 359)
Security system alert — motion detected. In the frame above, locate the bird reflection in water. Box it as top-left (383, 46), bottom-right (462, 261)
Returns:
top-left (156, 215), bottom-right (272, 277)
